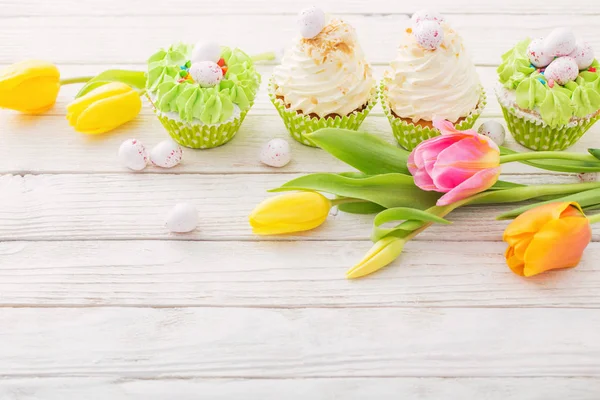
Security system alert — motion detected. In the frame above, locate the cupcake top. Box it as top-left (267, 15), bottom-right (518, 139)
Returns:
top-left (147, 42), bottom-right (261, 125)
top-left (384, 11), bottom-right (482, 123)
top-left (498, 28), bottom-right (600, 127)
top-left (273, 7), bottom-right (375, 118)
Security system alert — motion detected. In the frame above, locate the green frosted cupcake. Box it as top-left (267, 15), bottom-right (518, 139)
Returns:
top-left (497, 32), bottom-right (600, 151)
top-left (146, 42), bottom-right (260, 149)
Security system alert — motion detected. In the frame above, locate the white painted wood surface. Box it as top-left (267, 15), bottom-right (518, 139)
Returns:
top-left (1, 0), bottom-right (600, 398)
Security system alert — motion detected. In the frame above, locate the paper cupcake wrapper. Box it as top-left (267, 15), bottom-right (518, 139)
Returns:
top-left (499, 102), bottom-right (600, 151)
top-left (380, 81), bottom-right (487, 151)
top-left (269, 78), bottom-right (378, 147)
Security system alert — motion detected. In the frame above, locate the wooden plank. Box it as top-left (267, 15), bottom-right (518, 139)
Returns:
top-left (1, 377), bottom-right (599, 400)
top-left (1, 240), bottom-right (599, 307)
top-left (0, 173), bottom-right (597, 242)
top-left (0, 15), bottom-right (597, 65)
top-left (0, 307), bottom-right (599, 377)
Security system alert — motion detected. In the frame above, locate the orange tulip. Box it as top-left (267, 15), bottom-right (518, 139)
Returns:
top-left (503, 202), bottom-right (592, 277)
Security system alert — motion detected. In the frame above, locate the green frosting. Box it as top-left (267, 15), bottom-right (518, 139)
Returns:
top-left (147, 43), bottom-right (260, 124)
top-left (498, 39), bottom-right (600, 127)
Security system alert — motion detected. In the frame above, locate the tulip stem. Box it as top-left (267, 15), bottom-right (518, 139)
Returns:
top-left (251, 52), bottom-right (277, 63)
top-left (331, 197), bottom-right (367, 206)
top-left (588, 213), bottom-right (600, 224)
top-left (500, 151), bottom-right (598, 164)
top-left (59, 76), bottom-right (95, 85)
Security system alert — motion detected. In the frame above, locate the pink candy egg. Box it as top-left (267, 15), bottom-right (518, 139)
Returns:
top-left (527, 38), bottom-right (554, 68)
top-left (544, 57), bottom-right (579, 86)
top-left (297, 6), bottom-right (326, 39)
top-left (150, 139), bottom-right (183, 168)
top-left (260, 138), bottom-right (292, 168)
top-left (189, 61), bottom-right (223, 88)
top-left (568, 41), bottom-right (595, 70)
top-left (543, 27), bottom-right (577, 57)
top-left (411, 10), bottom-right (445, 25)
top-left (413, 20), bottom-right (444, 50)
top-left (118, 139), bottom-right (148, 171)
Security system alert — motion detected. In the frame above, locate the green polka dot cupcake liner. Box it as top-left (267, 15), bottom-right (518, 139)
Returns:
top-left (269, 78), bottom-right (378, 147)
top-left (499, 103), bottom-right (600, 151)
top-left (380, 81), bottom-right (486, 151)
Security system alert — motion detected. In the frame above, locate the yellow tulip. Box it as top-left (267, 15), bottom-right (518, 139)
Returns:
top-left (346, 236), bottom-right (405, 279)
top-left (249, 192), bottom-right (331, 235)
top-left (0, 60), bottom-right (60, 114)
top-left (503, 201), bottom-right (592, 277)
top-left (66, 82), bottom-right (142, 134)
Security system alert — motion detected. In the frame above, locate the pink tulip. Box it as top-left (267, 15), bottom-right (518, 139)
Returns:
top-left (408, 118), bottom-right (501, 206)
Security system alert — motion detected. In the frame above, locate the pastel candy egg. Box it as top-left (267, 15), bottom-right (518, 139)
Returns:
top-left (527, 38), bottom-right (554, 68)
top-left (544, 57), bottom-right (579, 85)
top-left (150, 139), bottom-right (183, 168)
top-left (118, 139), bottom-right (148, 171)
top-left (191, 41), bottom-right (221, 63)
top-left (543, 27), bottom-right (577, 56)
top-left (166, 203), bottom-right (199, 233)
top-left (297, 6), bottom-right (326, 39)
top-left (413, 20), bottom-right (444, 50)
top-left (189, 61), bottom-right (223, 88)
top-left (260, 138), bottom-right (292, 168)
top-left (411, 10), bottom-right (445, 25)
top-left (477, 121), bottom-right (506, 146)
top-left (568, 41), bottom-right (595, 70)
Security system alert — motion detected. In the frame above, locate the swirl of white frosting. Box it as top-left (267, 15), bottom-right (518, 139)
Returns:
top-left (384, 22), bottom-right (482, 123)
top-left (273, 18), bottom-right (375, 117)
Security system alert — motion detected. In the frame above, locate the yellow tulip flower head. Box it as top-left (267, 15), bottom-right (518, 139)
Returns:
top-left (0, 60), bottom-right (60, 114)
top-left (66, 82), bottom-right (142, 135)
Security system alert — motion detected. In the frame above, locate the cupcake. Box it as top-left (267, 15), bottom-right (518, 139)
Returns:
top-left (381, 11), bottom-right (485, 150)
top-left (270, 7), bottom-right (377, 147)
top-left (146, 41), bottom-right (260, 149)
top-left (497, 28), bottom-right (600, 151)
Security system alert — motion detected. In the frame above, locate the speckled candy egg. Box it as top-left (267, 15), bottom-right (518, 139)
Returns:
top-left (413, 20), bottom-right (444, 50)
top-left (544, 57), bottom-right (579, 85)
top-left (165, 203), bottom-right (199, 233)
top-left (568, 41), bottom-right (595, 70)
top-left (118, 139), bottom-right (148, 171)
top-left (191, 41), bottom-right (221, 63)
top-left (543, 27), bottom-right (577, 56)
top-left (478, 121), bottom-right (506, 146)
top-left (297, 6), bottom-right (326, 39)
top-left (260, 138), bottom-right (292, 168)
top-left (150, 139), bottom-right (183, 168)
top-left (411, 10), bottom-right (445, 25)
top-left (527, 38), bottom-right (554, 68)
top-left (189, 61), bottom-right (223, 88)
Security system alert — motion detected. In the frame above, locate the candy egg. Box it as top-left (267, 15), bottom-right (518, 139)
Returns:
top-left (297, 6), bottom-right (326, 39)
top-left (544, 57), bottom-right (579, 86)
top-left (189, 61), bottom-right (223, 88)
top-left (150, 139), bottom-right (183, 168)
top-left (568, 41), bottom-right (595, 70)
top-left (260, 138), bottom-right (292, 168)
top-left (413, 20), bottom-right (444, 50)
top-left (543, 27), bottom-right (577, 56)
top-left (411, 10), bottom-right (445, 25)
top-left (477, 121), bottom-right (506, 146)
top-left (165, 203), bottom-right (199, 233)
top-left (527, 38), bottom-right (554, 68)
top-left (118, 139), bottom-right (148, 171)
top-left (191, 41), bottom-right (221, 63)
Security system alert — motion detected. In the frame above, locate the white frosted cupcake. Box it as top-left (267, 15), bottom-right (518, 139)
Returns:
top-left (381, 11), bottom-right (486, 150)
top-left (270, 7), bottom-right (377, 147)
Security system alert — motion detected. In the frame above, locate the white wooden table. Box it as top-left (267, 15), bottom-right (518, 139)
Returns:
top-left (1, 1), bottom-right (600, 398)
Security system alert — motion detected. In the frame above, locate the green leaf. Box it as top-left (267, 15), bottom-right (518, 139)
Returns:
top-left (338, 202), bottom-right (386, 215)
top-left (76, 70), bottom-right (147, 98)
top-left (501, 147), bottom-right (600, 173)
top-left (490, 180), bottom-right (525, 190)
top-left (307, 128), bottom-right (411, 175)
top-left (589, 148), bottom-right (600, 160)
top-left (371, 207), bottom-right (450, 242)
top-left (270, 173), bottom-right (441, 210)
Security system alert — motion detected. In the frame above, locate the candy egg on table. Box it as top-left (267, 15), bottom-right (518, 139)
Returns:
top-left (568, 41), bottom-right (595, 70)
top-left (191, 41), bottom-right (221, 63)
top-left (150, 139), bottom-right (183, 168)
top-left (527, 38), bottom-right (554, 68)
top-left (544, 57), bottom-right (579, 85)
top-left (411, 9), bottom-right (445, 25)
top-left (297, 6), bottom-right (326, 39)
top-left (165, 203), bottom-right (199, 233)
top-left (118, 139), bottom-right (149, 171)
top-left (413, 20), bottom-right (444, 50)
top-left (189, 61), bottom-right (223, 88)
top-left (543, 27), bottom-right (577, 56)
top-left (478, 121), bottom-right (506, 146)
top-left (260, 138), bottom-right (292, 168)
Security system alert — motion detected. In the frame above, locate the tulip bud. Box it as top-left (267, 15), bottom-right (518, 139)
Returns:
top-left (0, 60), bottom-right (60, 114)
top-left (346, 237), bottom-right (405, 279)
